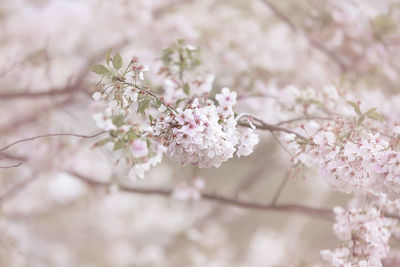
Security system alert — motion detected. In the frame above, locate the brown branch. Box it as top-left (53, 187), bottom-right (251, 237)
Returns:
top-left (234, 161), bottom-right (269, 196)
top-left (0, 176), bottom-right (37, 205)
top-left (0, 86), bottom-right (80, 99)
top-left (0, 162), bottom-right (23, 169)
top-left (271, 131), bottom-right (293, 157)
top-left (276, 116), bottom-right (334, 126)
top-left (0, 152), bottom-right (27, 162)
top-left (0, 131), bottom-right (106, 153)
top-left (68, 171), bottom-right (334, 220)
top-left (238, 116), bottom-right (310, 142)
top-left (262, 0), bottom-right (296, 31)
top-left (271, 171), bottom-right (290, 205)
top-left (237, 92), bottom-right (278, 100)
top-left (0, 97), bottom-right (75, 133)
top-left (196, 154), bottom-right (271, 228)
top-left (0, 40), bottom-right (128, 100)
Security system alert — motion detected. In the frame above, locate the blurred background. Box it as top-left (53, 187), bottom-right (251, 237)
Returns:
top-left (1, 0), bottom-right (400, 266)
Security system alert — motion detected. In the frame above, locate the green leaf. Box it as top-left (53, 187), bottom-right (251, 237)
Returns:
top-left (348, 101), bottom-right (362, 116)
top-left (365, 108), bottom-right (385, 122)
top-left (149, 114), bottom-right (154, 124)
top-left (154, 99), bottom-right (162, 108)
top-left (146, 138), bottom-right (151, 149)
top-left (192, 58), bottom-right (201, 68)
top-left (112, 114), bottom-right (125, 127)
top-left (94, 138), bottom-right (111, 147)
top-left (113, 52), bottom-right (122, 70)
top-left (126, 130), bottom-right (138, 141)
top-left (183, 82), bottom-right (190, 96)
top-left (105, 49), bottom-right (112, 66)
top-left (113, 140), bottom-right (125, 151)
top-left (162, 48), bottom-right (174, 65)
top-left (91, 64), bottom-right (109, 74)
top-left (138, 97), bottom-right (151, 115)
top-left (373, 15), bottom-right (396, 35)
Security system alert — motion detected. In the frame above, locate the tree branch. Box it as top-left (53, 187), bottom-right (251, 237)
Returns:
top-left (68, 171), bottom-right (334, 220)
top-left (0, 40), bottom-right (128, 100)
top-left (238, 116), bottom-right (310, 142)
top-left (271, 171), bottom-right (290, 205)
top-left (0, 131), bottom-right (106, 153)
top-left (0, 162), bottom-right (23, 169)
top-left (276, 116), bottom-right (333, 126)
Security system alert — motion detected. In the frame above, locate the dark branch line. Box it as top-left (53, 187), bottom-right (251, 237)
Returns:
top-left (68, 171), bottom-right (334, 220)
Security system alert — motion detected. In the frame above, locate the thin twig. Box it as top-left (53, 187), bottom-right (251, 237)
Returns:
top-left (271, 131), bottom-right (293, 157)
top-left (276, 116), bottom-right (333, 126)
top-left (0, 40), bottom-right (129, 100)
top-left (68, 171), bottom-right (334, 220)
top-left (0, 176), bottom-right (37, 205)
top-left (0, 131), bottom-right (106, 153)
top-left (271, 171), bottom-right (290, 205)
top-left (0, 162), bottom-right (23, 169)
top-left (234, 162), bottom-right (269, 197)
top-left (237, 92), bottom-right (278, 100)
top-left (238, 116), bottom-right (310, 142)
top-left (121, 82), bottom-right (177, 114)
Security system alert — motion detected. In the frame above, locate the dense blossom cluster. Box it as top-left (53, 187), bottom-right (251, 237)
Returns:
top-left (321, 206), bottom-right (393, 267)
top-left (156, 88), bottom-right (258, 168)
top-left (91, 44), bottom-right (258, 178)
top-left (284, 122), bottom-right (400, 196)
top-left (275, 86), bottom-right (396, 196)
top-left (164, 98), bottom-right (238, 168)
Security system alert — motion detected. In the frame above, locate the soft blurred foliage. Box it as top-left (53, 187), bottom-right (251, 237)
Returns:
top-left (1, 0), bottom-right (400, 266)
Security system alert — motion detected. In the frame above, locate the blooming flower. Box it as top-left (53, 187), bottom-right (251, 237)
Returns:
top-left (321, 206), bottom-right (393, 267)
top-left (236, 128), bottom-right (259, 157)
top-left (131, 139), bottom-right (149, 158)
top-left (92, 92), bottom-right (102, 101)
top-left (92, 113), bottom-right (116, 131)
top-left (216, 87), bottom-right (237, 107)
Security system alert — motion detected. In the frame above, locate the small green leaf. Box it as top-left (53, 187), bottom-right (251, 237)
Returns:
top-left (138, 98), bottom-right (151, 115)
top-left (183, 82), bottom-right (190, 96)
top-left (348, 101), bottom-right (362, 116)
top-left (113, 52), bottom-right (122, 70)
top-left (105, 49), bottom-right (112, 66)
top-left (113, 140), bottom-right (125, 151)
top-left (112, 114), bottom-right (125, 127)
top-left (154, 99), bottom-right (162, 108)
top-left (126, 130), bottom-right (138, 141)
top-left (146, 138), bottom-right (151, 149)
top-left (94, 138), bottom-right (111, 147)
top-left (357, 114), bottom-right (366, 125)
top-left (365, 108), bottom-right (385, 122)
top-left (91, 64), bottom-right (109, 74)
top-left (162, 48), bottom-right (174, 65)
top-left (192, 58), bottom-right (201, 68)
top-left (149, 114), bottom-right (154, 124)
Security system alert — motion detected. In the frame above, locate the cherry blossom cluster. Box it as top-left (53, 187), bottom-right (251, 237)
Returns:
top-left (91, 42), bottom-right (259, 179)
top-left (284, 119), bottom-right (400, 196)
top-left (153, 88), bottom-right (258, 168)
top-left (321, 206), bottom-right (394, 267)
top-left (274, 88), bottom-right (400, 198)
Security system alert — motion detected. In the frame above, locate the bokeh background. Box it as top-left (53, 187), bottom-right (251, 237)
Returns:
top-left (1, 0), bottom-right (400, 266)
